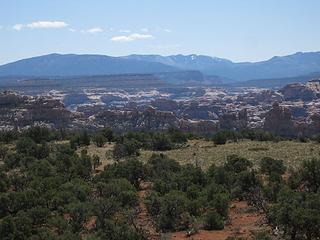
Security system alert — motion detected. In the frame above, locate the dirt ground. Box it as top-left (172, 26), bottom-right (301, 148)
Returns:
top-left (135, 182), bottom-right (160, 240)
top-left (170, 201), bottom-right (269, 240)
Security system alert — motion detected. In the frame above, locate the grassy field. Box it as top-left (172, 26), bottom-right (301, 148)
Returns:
top-left (77, 139), bottom-right (320, 170)
top-left (138, 139), bottom-right (320, 170)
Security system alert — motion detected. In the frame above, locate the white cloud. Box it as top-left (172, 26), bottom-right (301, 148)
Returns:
top-left (111, 33), bottom-right (154, 42)
top-left (13, 24), bottom-right (23, 30)
top-left (27, 21), bottom-right (68, 29)
top-left (13, 21), bottom-right (68, 30)
top-left (86, 27), bottom-right (103, 33)
top-left (164, 29), bottom-right (171, 33)
top-left (119, 29), bottom-right (131, 33)
top-left (69, 28), bottom-right (77, 32)
top-left (141, 28), bottom-right (149, 32)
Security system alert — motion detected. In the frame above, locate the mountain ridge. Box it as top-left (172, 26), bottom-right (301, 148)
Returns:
top-left (1, 52), bottom-right (320, 83)
top-left (0, 53), bottom-right (180, 77)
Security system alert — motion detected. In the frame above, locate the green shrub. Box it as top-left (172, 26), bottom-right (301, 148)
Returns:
top-left (203, 210), bottom-right (224, 230)
top-left (260, 157), bottom-right (286, 175)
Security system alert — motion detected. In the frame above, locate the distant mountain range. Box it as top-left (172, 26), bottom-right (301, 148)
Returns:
top-left (0, 54), bottom-right (178, 77)
top-left (125, 52), bottom-right (320, 81)
top-left (1, 52), bottom-right (320, 84)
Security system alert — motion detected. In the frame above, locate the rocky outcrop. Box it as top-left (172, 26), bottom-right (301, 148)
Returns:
top-left (0, 91), bottom-right (27, 107)
top-left (263, 102), bottom-right (295, 136)
top-left (22, 97), bottom-right (73, 125)
top-left (179, 119), bottom-right (219, 135)
top-left (294, 114), bottom-right (320, 137)
top-left (94, 106), bottom-right (221, 135)
top-left (101, 94), bottom-right (128, 105)
top-left (237, 90), bottom-right (283, 105)
top-left (280, 80), bottom-right (320, 101)
top-left (306, 79), bottom-right (320, 94)
top-left (63, 93), bottom-right (90, 106)
top-left (219, 109), bottom-right (248, 130)
top-left (181, 103), bottom-right (220, 120)
top-left (151, 98), bottom-right (179, 112)
top-left (0, 92), bottom-right (73, 128)
top-left (94, 108), bottom-right (179, 131)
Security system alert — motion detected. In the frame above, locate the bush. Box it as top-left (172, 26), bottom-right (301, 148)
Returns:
top-left (152, 133), bottom-right (174, 151)
top-left (100, 128), bottom-right (114, 142)
top-left (147, 154), bottom-right (181, 178)
top-left (0, 145), bottom-right (8, 161)
top-left (300, 158), bottom-right (320, 193)
top-left (240, 129), bottom-right (274, 141)
top-left (145, 191), bottom-right (162, 217)
top-left (113, 139), bottom-right (140, 160)
top-left (212, 131), bottom-right (228, 145)
top-left (0, 131), bottom-right (19, 143)
top-left (225, 155), bottom-right (252, 173)
top-left (260, 157), bottom-right (286, 175)
top-left (269, 189), bottom-right (320, 240)
top-left (16, 137), bottom-right (38, 157)
top-left (157, 191), bottom-right (189, 231)
top-left (167, 128), bottom-right (188, 144)
top-left (25, 126), bottom-right (53, 143)
top-left (93, 134), bottom-right (106, 147)
top-left (253, 232), bottom-right (272, 240)
top-left (203, 210), bottom-right (224, 230)
top-left (100, 159), bottom-right (147, 188)
top-left (70, 131), bottom-right (91, 148)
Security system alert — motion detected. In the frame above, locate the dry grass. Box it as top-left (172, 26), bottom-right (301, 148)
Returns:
top-left (68, 139), bottom-right (320, 171)
top-left (77, 143), bottom-right (115, 171)
top-left (138, 139), bottom-right (320, 169)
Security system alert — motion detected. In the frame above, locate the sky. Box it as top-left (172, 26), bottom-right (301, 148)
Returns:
top-left (1, 0), bottom-right (320, 64)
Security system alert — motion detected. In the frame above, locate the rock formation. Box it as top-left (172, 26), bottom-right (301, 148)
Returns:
top-left (263, 102), bottom-right (295, 136)
top-left (280, 80), bottom-right (320, 101)
top-left (219, 109), bottom-right (248, 130)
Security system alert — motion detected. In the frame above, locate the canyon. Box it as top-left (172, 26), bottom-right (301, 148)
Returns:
top-left (1, 79), bottom-right (320, 137)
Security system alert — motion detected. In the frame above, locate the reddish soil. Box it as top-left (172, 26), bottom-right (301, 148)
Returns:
top-left (171, 201), bottom-right (269, 240)
top-left (135, 181), bottom-right (160, 240)
top-left (84, 216), bottom-right (97, 230)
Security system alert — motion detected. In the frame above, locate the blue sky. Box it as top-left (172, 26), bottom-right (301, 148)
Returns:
top-left (1, 0), bottom-right (320, 64)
